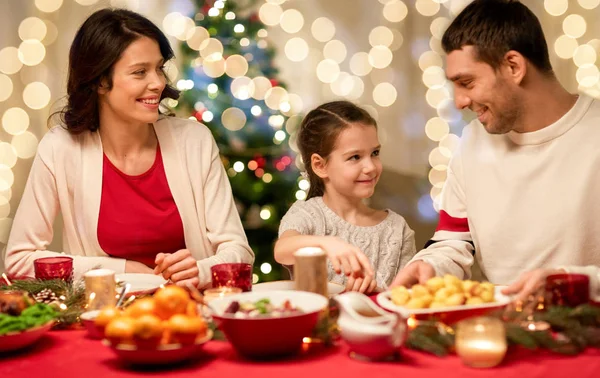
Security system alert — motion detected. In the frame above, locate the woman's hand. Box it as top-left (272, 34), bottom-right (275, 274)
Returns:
top-left (502, 268), bottom-right (566, 301)
top-left (154, 249), bottom-right (200, 288)
top-left (320, 237), bottom-right (374, 278)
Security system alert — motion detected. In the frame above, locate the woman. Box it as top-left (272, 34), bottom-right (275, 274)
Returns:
top-left (4, 9), bottom-right (253, 288)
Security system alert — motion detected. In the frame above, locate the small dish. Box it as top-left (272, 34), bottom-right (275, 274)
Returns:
top-left (115, 273), bottom-right (167, 296)
top-left (0, 321), bottom-right (54, 352)
top-left (252, 280), bottom-right (345, 297)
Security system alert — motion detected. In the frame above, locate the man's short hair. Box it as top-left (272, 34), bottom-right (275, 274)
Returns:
top-left (442, 0), bottom-right (553, 74)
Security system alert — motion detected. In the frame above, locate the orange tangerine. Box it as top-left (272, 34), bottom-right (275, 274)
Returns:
top-left (153, 286), bottom-right (189, 320)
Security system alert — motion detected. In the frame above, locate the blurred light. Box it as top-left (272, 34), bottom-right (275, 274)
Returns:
top-left (316, 59), bottom-right (340, 83)
top-left (323, 40), bottom-right (347, 64)
top-left (422, 66), bottom-right (447, 89)
top-left (295, 190), bottom-right (307, 200)
top-left (269, 115), bottom-right (285, 128)
top-left (227, 168), bottom-right (236, 177)
top-left (562, 14), bottom-right (586, 39)
top-left (75, 0), bottom-right (99, 4)
top-left (573, 44), bottom-right (597, 67)
top-left (418, 194), bottom-right (439, 219)
top-left (428, 167), bottom-right (447, 188)
top-left (430, 17), bottom-right (451, 39)
top-left (174, 17), bottom-right (195, 41)
top-left (436, 98), bottom-right (462, 123)
top-left (280, 9), bottom-right (304, 34)
top-left (202, 56), bottom-right (226, 78)
top-left (311, 17), bottom-right (336, 42)
top-left (259, 3), bottom-right (283, 26)
top-left (186, 27), bottom-right (209, 50)
top-left (373, 83), bottom-right (397, 107)
top-left (23, 82), bottom-right (51, 109)
top-left (578, 0), bottom-right (600, 9)
top-left (225, 11), bottom-right (236, 20)
top-left (428, 147), bottom-right (451, 168)
top-left (2, 108), bottom-right (29, 135)
top-left (554, 35), bottom-right (579, 59)
top-left (426, 86), bottom-right (451, 108)
top-left (274, 130), bottom-right (286, 141)
top-left (11, 131), bottom-right (39, 159)
top-left (248, 160), bottom-right (258, 171)
top-left (415, 0), bottom-right (440, 16)
top-left (279, 102), bottom-right (291, 112)
top-left (0, 143), bottom-right (18, 168)
top-left (252, 274), bottom-right (259, 284)
top-left (202, 111), bottom-right (214, 122)
top-left (369, 26), bottom-right (394, 47)
top-left (164, 60), bottom-right (179, 82)
top-left (429, 37), bottom-right (444, 55)
top-left (258, 29), bottom-right (268, 38)
top-left (260, 262), bottom-right (272, 274)
top-left (349, 52), bottom-right (372, 76)
top-left (0, 75), bottom-right (13, 102)
top-left (346, 76), bottom-right (365, 100)
top-left (419, 51), bottom-right (443, 70)
top-left (425, 117), bottom-right (450, 141)
top-left (35, 0), bottom-right (63, 13)
top-left (163, 12), bottom-right (185, 37)
top-left (259, 209), bottom-right (271, 221)
top-left (231, 76), bottom-right (253, 100)
top-left (251, 77), bottom-right (272, 100)
top-left (262, 173), bottom-right (273, 183)
top-left (0, 165), bottom-right (14, 192)
top-left (544, 0), bottom-right (568, 16)
top-left (285, 38), bottom-right (309, 62)
top-left (330, 72), bottom-right (354, 97)
top-left (257, 40), bottom-right (268, 49)
top-left (200, 38), bottom-right (224, 59)
top-left (234, 24), bottom-right (245, 33)
top-left (225, 55), bottom-right (248, 78)
top-left (368, 46), bottom-right (393, 69)
top-left (19, 17), bottom-right (47, 41)
top-left (240, 38), bottom-right (250, 47)
top-left (207, 83), bottom-right (218, 94)
top-left (251, 105), bottom-right (262, 116)
top-left (167, 99), bottom-right (178, 108)
top-left (576, 64), bottom-right (600, 87)
top-left (383, 0), bottom-right (408, 22)
top-left (0, 195), bottom-right (10, 219)
top-left (439, 134), bottom-right (461, 155)
top-left (233, 161), bottom-right (245, 172)
top-left (222, 108), bottom-right (247, 131)
top-left (208, 8), bottom-right (220, 17)
top-left (264, 87), bottom-right (289, 110)
top-left (18, 40), bottom-right (46, 66)
top-left (286, 93), bottom-right (304, 114)
top-left (42, 20), bottom-right (58, 46)
top-left (298, 179), bottom-right (310, 190)
top-left (215, 0), bottom-right (225, 9)
top-left (389, 29), bottom-right (404, 51)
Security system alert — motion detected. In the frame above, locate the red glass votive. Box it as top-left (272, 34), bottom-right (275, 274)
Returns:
top-left (545, 273), bottom-right (590, 307)
top-left (34, 256), bottom-right (74, 282)
top-left (211, 263), bottom-right (252, 292)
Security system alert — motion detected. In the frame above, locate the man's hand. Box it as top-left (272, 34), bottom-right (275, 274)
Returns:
top-left (391, 261), bottom-right (436, 287)
top-left (502, 268), bottom-right (565, 301)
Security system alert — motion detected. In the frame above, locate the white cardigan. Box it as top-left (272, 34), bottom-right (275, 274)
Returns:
top-left (4, 117), bottom-right (254, 286)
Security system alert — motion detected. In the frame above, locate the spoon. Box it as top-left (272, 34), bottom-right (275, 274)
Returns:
top-left (115, 283), bottom-right (131, 308)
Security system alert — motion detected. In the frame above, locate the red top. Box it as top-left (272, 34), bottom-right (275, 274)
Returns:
top-left (97, 144), bottom-right (186, 267)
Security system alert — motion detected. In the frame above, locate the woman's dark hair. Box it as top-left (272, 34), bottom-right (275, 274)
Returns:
top-left (297, 101), bottom-right (377, 200)
top-left (51, 8), bottom-right (180, 134)
top-left (442, 0), bottom-right (553, 75)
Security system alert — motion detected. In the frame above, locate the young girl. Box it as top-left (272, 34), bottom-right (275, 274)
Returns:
top-left (4, 9), bottom-right (253, 288)
top-left (274, 101), bottom-right (416, 293)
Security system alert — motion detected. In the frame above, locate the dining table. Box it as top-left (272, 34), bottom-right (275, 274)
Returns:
top-left (1, 329), bottom-right (599, 378)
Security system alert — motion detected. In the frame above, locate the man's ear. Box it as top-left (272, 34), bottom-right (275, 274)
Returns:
top-left (503, 50), bottom-right (527, 85)
top-left (311, 153), bottom-right (328, 179)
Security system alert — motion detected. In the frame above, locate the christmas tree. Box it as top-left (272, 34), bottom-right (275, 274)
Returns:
top-left (170, 0), bottom-right (302, 282)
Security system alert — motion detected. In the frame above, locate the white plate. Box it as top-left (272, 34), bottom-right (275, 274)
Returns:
top-left (377, 286), bottom-right (512, 317)
top-left (115, 273), bottom-right (167, 295)
top-left (252, 280), bottom-right (345, 297)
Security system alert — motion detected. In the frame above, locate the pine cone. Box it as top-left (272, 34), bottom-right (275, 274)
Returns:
top-left (34, 288), bottom-right (59, 304)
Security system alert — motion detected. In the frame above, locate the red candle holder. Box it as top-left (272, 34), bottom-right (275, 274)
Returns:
top-left (34, 256), bottom-right (74, 282)
top-left (211, 263), bottom-right (252, 292)
top-left (545, 273), bottom-right (590, 307)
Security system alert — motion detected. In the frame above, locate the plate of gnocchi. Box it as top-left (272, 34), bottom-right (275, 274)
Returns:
top-left (377, 275), bottom-right (513, 324)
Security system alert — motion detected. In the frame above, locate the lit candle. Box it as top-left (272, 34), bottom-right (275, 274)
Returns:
top-left (455, 317), bottom-right (507, 368)
top-left (203, 287), bottom-right (242, 303)
top-left (84, 269), bottom-right (116, 311)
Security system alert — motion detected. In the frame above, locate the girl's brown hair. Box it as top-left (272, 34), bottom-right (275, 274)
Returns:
top-left (50, 8), bottom-right (179, 134)
top-left (297, 101), bottom-right (377, 199)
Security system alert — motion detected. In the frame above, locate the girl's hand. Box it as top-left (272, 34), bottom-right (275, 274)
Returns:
top-left (345, 274), bottom-right (378, 294)
top-left (320, 237), bottom-right (374, 277)
top-left (154, 249), bottom-right (200, 288)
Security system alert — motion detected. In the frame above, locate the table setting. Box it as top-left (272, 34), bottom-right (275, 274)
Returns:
top-left (2, 249), bottom-right (600, 377)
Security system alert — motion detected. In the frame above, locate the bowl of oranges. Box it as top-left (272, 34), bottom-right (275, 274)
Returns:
top-left (93, 286), bottom-right (212, 365)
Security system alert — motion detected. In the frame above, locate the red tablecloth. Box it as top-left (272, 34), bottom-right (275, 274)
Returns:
top-left (1, 330), bottom-right (599, 378)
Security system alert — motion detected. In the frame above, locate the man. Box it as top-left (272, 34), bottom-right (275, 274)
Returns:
top-left (392, 0), bottom-right (600, 299)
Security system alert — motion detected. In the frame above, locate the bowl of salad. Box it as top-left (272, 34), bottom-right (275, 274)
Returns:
top-left (208, 290), bottom-right (328, 359)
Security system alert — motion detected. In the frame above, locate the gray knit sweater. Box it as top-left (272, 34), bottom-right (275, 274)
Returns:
top-left (278, 197), bottom-right (417, 289)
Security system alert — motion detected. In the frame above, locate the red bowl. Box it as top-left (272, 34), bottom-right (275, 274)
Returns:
top-left (209, 290), bottom-right (328, 359)
top-left (0, 321), bottom-right (54, 352)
